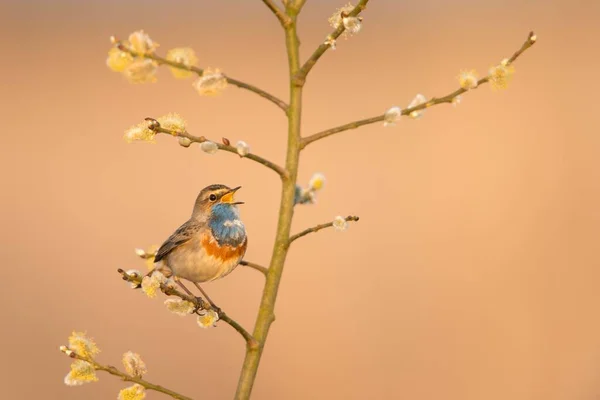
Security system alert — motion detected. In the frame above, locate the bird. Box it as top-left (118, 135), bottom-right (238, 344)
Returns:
top-left (153, 184), bottom-right (247, 310)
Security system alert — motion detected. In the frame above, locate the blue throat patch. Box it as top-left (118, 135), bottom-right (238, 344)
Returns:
top-left (209, 203), bottom-right (246, 247)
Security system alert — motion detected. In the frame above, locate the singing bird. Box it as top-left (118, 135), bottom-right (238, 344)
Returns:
top-left (154, 184), bottom-right (247, 308)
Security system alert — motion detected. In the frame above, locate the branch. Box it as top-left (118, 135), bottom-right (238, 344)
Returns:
top-left (116, 42), bottom-right (289, 114)
top-left (149, 122), bottom-right (288, 180)
top-left (288, 215), bottom-right (359, 244)
top-left (300, 31), bottom-right (537, 149)
top-left (261, 0), bottom-right (292, 27)
top-left (239, 260), bottom-right (269, 276)
top-left (301, 116), bottom-right (384, 149)
top-left (293, 0), bottom-right (369, 85)
top-left (234, 19), bottom-right (304, 400)
top-left (295, 0), bottom-right (308, 13)
top-left (62, 351), bottom-right (193, 400)
top-left (284, 0), bottom-right (307, 13)
top-left (117, 269), bottom-right (259, 349)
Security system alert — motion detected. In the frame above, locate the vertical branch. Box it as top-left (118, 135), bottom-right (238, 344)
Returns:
top-left (234, 5), bottom-right (304, 400)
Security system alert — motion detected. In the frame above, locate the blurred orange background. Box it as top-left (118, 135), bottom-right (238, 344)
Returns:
top-left (1, 0), bottom-right (599, 399)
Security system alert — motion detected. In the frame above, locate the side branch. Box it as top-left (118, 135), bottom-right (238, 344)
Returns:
top-left (61, 351), bottom-right (193, 400)
top-left (116, 43), bottom-right (289, 114)
top-left (301, 31), bottom-right (537, 149)
top-left (117, 269), bottom-right (259, 349)
top-left (261, 0), bottom-right (292, 27)
top-left (293, 0), bottom-right (369, 85)
top-left (289, 216), bottom-right (359, 244)
top-left (149, 123), bottom-right (288, 179)
top-left (239, 260), bottom-right (269, 276)
top-left (300, 116), bottom-right (384, 149)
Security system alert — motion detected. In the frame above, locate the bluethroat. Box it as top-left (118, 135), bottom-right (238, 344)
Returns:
top-left (153, 184), bottom-right (247, 310)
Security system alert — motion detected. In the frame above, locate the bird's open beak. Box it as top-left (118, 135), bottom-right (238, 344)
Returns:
top-left (221, 186), bottom-right (244, 205)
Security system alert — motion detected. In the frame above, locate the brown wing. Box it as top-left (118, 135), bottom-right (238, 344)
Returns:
top-left (154, 219), bottom-right (201, 263)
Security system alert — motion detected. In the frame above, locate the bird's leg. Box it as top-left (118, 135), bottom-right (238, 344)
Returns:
top-left (171, 277), bottom-right (206, 308)
top-left (174, 278), bottom-right (194, 296)
top-left (193, 282), bottom-right (222, 314)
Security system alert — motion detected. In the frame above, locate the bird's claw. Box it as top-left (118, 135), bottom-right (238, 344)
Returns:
top-left (193, 297), bottom-right (222, 316)
top-left (195, 297), bottom-right (210, 310)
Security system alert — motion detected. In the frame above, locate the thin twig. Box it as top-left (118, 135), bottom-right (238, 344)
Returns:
top-left (239, 260), bottom-right (269, 276)
top-left (117, 269), bottom-right (258, 349)
top-left (151, 125), bottom-right (288, 179)
top-left (300, 31), bottom-right (537, 149)
top-left (288, 216), bottom-right (359, 244)
top-left (300, 116), bottom-right (384, 149)
top-left (293, 0), bottom-right (369, 85)
top-left (62, 352), bottom-right (193, 400)
top-left (218, 315), bottom-right (260, 350)
top-left (116, 43), bottom-right (289, 114)
top-left (261, 0), bottom-right (292, 27)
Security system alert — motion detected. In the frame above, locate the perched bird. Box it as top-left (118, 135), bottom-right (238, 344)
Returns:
top-left (154, 184), bottom-right (247, 308)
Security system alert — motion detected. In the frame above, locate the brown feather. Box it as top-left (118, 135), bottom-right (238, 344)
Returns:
top-left (154, 219), bottom-right (202, 262)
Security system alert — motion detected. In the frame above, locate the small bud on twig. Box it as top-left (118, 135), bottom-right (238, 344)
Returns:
top-left (144, 117), bottom-right (160, 130)
top-left (529, 31), bottom-right (537, 43)
top-left (458, 70), bottom-right (479, 90)
top-left (451, 95), bottom-right (462, 107)
top-left (178, 137), bottom-right (192, 147)
top-left (59, 345), bottom-right (76, 358)
top-left (134, 248), bottom-right (146, 257)
top-left (333, 216), bottom-right (349, 231)
top-left (200, 141), bottom-right (219, 154)
top-left (324, 36), bottom-right (337, 50)
top-left (383, 106), bottom-right (402, 127)
top-left (236, 141), bottom-right (251, 157)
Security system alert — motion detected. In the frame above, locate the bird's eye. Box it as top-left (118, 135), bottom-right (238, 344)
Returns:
top-left (209, 194), bottom-right (217, 201)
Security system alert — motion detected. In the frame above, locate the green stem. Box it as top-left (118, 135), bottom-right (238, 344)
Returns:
top-left (234, 12), bottom-right (303, 400)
